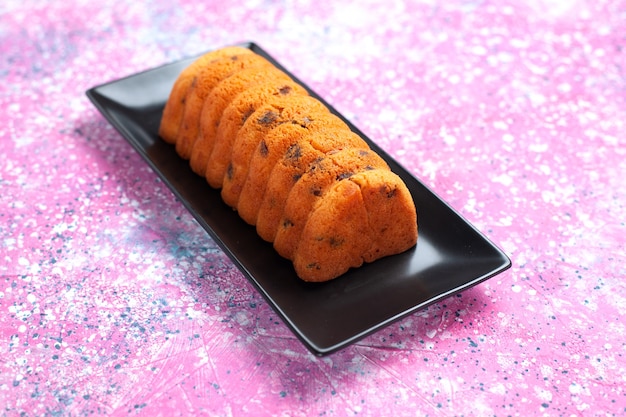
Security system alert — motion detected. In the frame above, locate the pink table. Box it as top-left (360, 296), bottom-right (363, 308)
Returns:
top-left (2, 0), bottom-right (625, 415)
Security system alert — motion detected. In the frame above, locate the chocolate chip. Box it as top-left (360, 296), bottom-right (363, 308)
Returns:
top-left (285, 144), bottom-right (302, 161)
top-left (336, 172), bottom-right (353, 181)
top-left (380, 185), bottom-right (397, 198)
top-left (278, 85), bottom-right (292, 95)
top-left (259, 140), bottom-right (269, 157)
top-left (295, 116), bottom-right (313, 128)
top-left (329, 237), bottom-right (344, 247)
top-left (308, 158), bottom-right (324, 172)
top-left (242, 107), bottom-right (255, 124)
top-left (258, 110), bottom-right (279, 125)
top-left (226, 163), bottom-right (233, 180)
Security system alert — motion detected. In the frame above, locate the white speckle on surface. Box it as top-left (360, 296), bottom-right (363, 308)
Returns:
top-left (535, 386), bottom-right (553, 402)
top-left (448, 74), bottom-right (461, 84)
top-left (557, 83), bottom-right (572, 93)
top-left (471, 45), bottom-right (488, 56)
top-left (528, 91), bottom-right (547, 106)
top-left (440, 127), bottom-right (457, 145)
top-left (492, 173), bottom-right (513, 186)
top-left (378, 108), bottom-right (397, 123)
top-left (538, 165), bottom-right (551, 175)
top-left (498, 216), bottom-right (513, 226)
top-left (493, 121), bottom-right (508, 130)
top-left (569, 383), bottom-right (583, 395)
top-left (529, 143), bottom-right (549, 152)
top-left (510, 38), bottom-right (530, 49)
top-left (489, 382), bottom-right (507, 395)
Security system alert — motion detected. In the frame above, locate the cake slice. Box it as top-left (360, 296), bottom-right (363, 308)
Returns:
top-left (293, 169), bottom-right (418, 282)
top-left (255, 139), bottom-right (325, 242)
top-left (159, 46), bottom-right (252, 144)
top-left (273, 148), bottom-right (389, 260)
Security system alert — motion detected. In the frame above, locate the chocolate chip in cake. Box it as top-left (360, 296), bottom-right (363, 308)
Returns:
top-left (259, 139), bottom-right (269, 157)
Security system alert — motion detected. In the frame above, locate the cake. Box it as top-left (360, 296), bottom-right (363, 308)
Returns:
top-left (159, 46), bottom-right (418, 282)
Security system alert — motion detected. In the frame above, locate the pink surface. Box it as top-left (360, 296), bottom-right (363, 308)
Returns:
top-left (1, 0), bottom-right (625, 415)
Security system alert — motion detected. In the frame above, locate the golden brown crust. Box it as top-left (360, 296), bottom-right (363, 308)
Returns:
top-left (293, 179), bottom-right (370, 282)
top-left (349, 169), bottom-right (418, 262)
